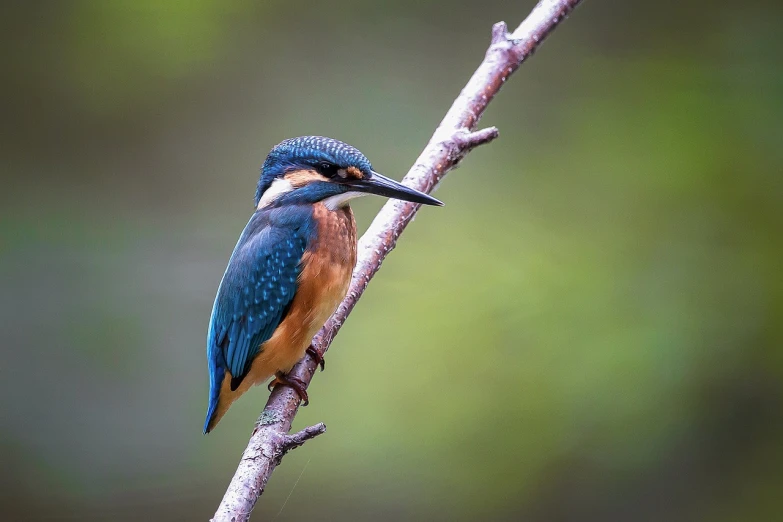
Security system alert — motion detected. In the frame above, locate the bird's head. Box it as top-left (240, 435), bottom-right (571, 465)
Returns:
top-left (255, 136), bottom-right (443, 209)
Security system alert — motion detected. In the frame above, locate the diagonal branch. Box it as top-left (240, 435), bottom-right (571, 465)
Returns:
top-left (211, 1), bottom-right (583, 520)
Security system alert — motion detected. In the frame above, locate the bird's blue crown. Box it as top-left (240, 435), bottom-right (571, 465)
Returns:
top-left (255, 136), bottom-right (373, 205)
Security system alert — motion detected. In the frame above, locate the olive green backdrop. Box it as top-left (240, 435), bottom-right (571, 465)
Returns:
top-left (1, 0), bottom-right (781, 520)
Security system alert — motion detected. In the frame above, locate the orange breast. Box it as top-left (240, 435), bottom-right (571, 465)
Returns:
top-left (252, 203), bottom-right (357, 375)
top-left (208, 203), bottom-right (356, 430)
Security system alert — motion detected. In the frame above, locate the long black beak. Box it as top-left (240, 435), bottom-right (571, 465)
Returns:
top-left (346, 171), bottom-right (443, 206)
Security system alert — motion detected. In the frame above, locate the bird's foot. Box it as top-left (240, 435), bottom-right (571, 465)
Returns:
top-left (306, 345), bottom-right (325, 371)
top-left (268, 372), bottom-right (310, 406)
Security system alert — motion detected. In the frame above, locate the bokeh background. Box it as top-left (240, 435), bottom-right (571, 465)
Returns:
top-left (1, 0), bottom-right (781, 520)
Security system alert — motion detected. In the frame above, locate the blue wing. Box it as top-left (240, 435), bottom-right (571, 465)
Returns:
top-left (204, 206), bottom-right (313, 431)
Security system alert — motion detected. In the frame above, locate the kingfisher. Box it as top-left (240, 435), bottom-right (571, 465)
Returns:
top-left (204, 136), bottom-right (442, 433)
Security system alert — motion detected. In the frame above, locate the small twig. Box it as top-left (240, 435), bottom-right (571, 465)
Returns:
top-left (212, 1), bottom-right (583, 520)
top-left (283, 423), bottom-right (326, 453)
top-left (454, 127), bottom-right (500, 151)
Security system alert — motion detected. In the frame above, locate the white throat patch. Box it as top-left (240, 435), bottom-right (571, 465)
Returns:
top-left (257, 178), bottom-right (294, 209)
top-left (323, 191), bottom-right (367, 210)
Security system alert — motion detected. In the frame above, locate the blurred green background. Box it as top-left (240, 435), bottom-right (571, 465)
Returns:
top-left (1, 0), bottom-right (781, 520)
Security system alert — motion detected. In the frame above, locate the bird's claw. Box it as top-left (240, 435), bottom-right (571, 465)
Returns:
top-left (268, 373), bottom-right (310, 406)
top-left (306, 345), bottom-right (325, 371)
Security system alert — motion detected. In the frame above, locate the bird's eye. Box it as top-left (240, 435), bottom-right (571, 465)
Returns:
top-left (318, 162), bottom-right (339, 177)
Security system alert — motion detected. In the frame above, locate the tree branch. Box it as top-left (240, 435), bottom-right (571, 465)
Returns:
top-left (211, 1), bottom-right (583, 520)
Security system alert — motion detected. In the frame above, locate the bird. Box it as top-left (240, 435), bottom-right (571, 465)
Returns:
top-left (204, 136), bottom-right (443, 433)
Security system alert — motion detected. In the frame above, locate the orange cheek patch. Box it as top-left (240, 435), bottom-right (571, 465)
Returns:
top-left (345, 166), bottom-right (364, 180)
top-left (284, 169), bottom-right (328, 187)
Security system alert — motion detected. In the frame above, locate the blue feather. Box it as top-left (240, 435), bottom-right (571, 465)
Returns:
top-left (204, 205), bottom-right (316, 433)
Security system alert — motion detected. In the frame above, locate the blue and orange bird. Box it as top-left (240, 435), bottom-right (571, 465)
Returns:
top-left (204, 136), bottom-right (442, 433)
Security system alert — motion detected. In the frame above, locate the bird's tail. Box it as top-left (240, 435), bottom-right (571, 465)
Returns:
top-left (204, 376), bottom-right (248, 433)
top-left (204, 354), bottom-right (224, 433)
top-left (205, 366), bottom-right (255, 433)
top-left (203, 347), bottom-right (263, 433)
top-left (203, 406), bottom-right (219, 434)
